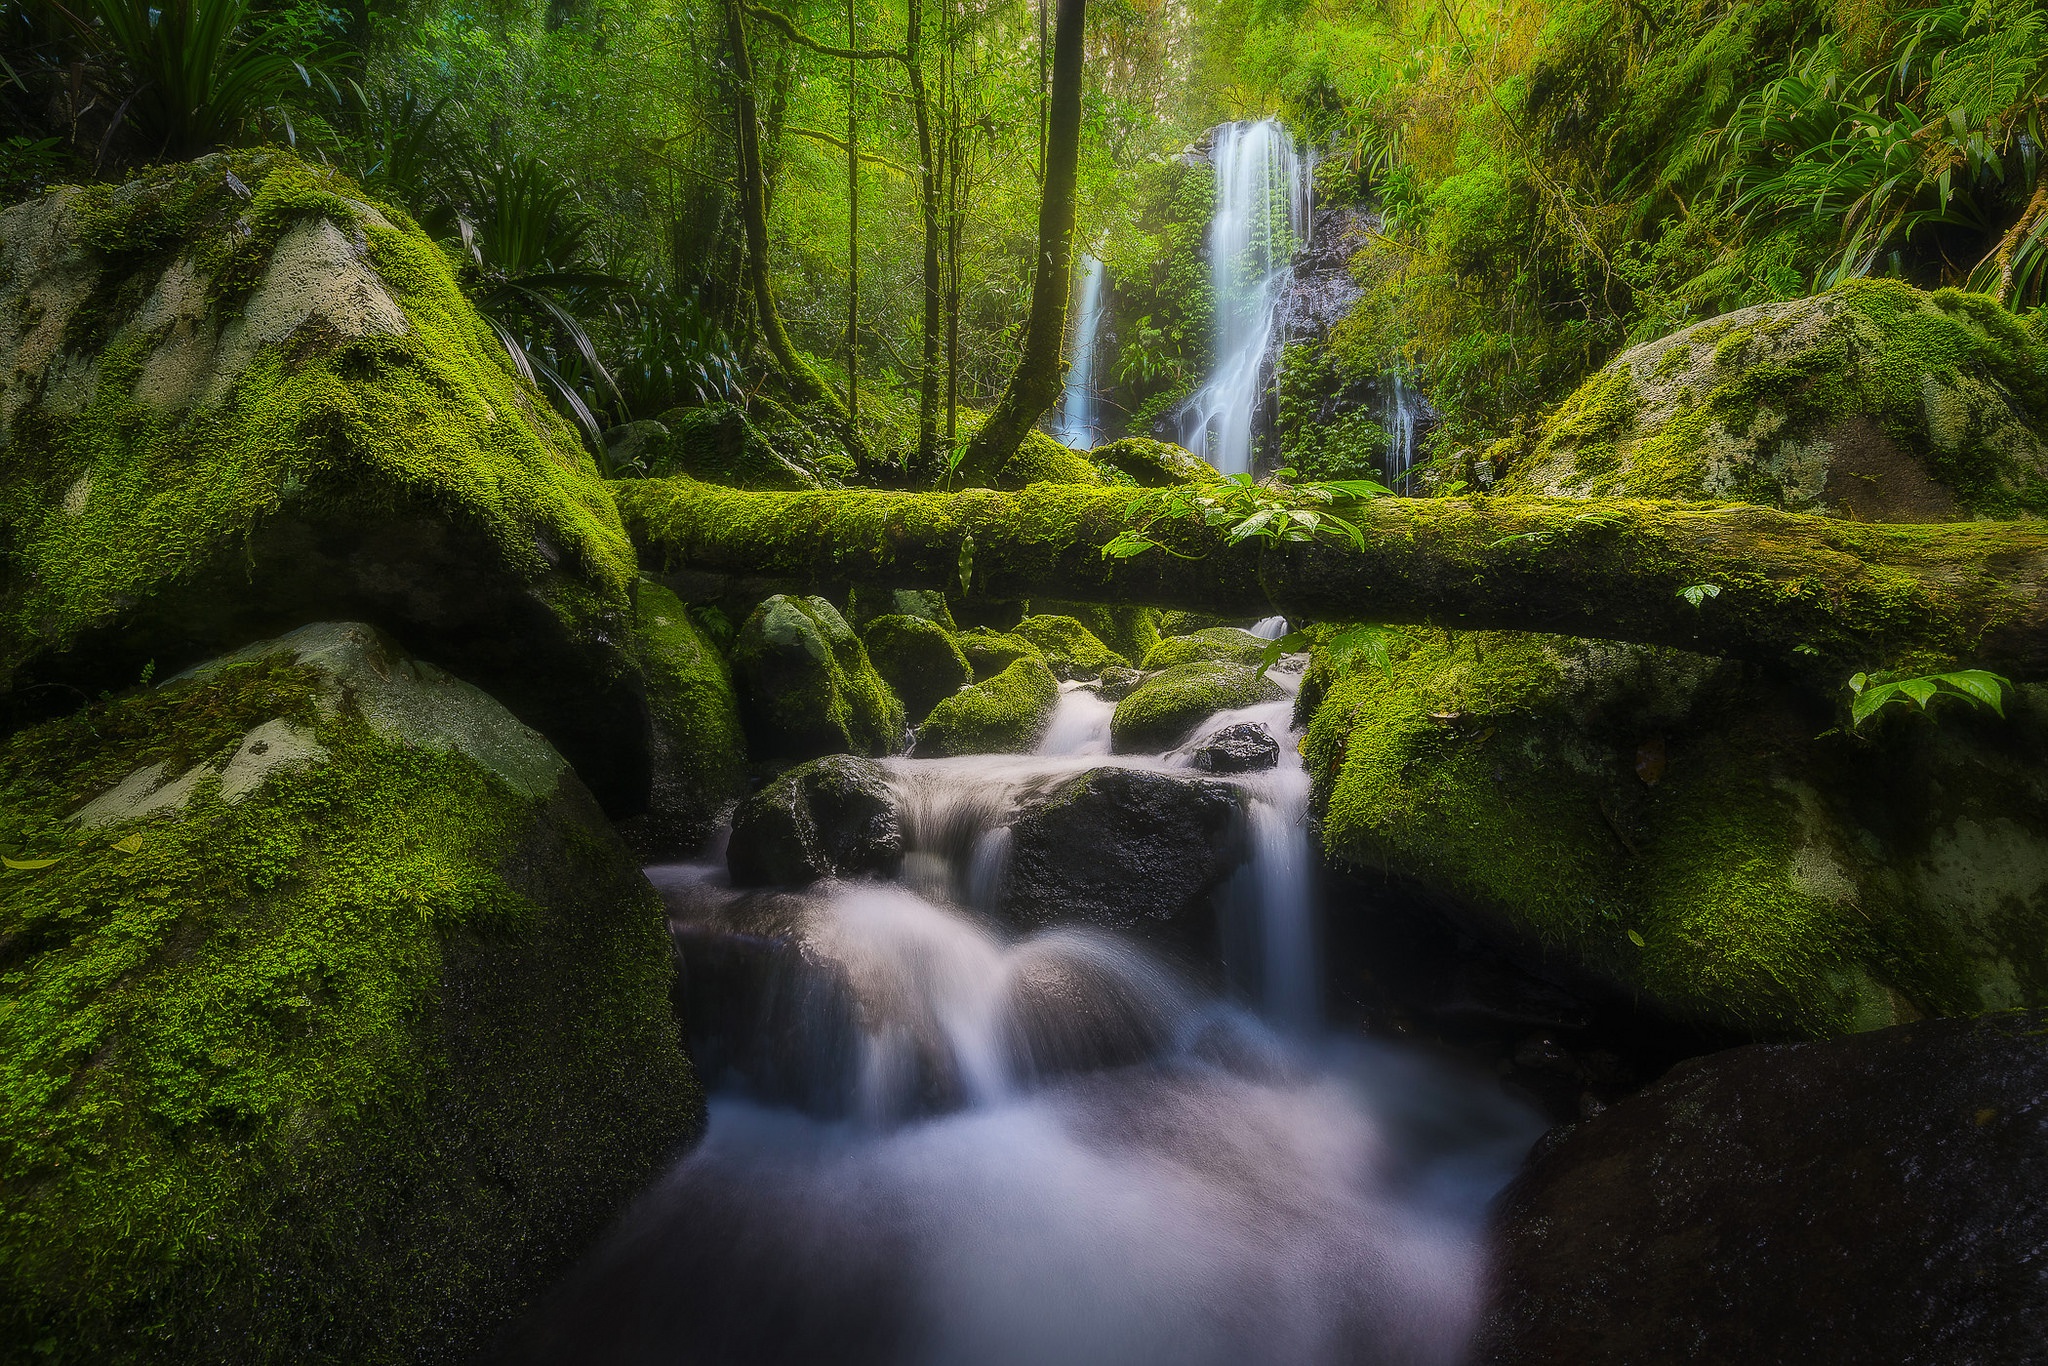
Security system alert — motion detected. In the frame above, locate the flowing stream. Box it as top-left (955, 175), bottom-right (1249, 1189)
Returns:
top-left (1057, 252), bottom-right (1109, 450)
top-left (1179, 121), bottom-right (1311, 476)
top-left (524, 653), bottom-right (1541, 1364)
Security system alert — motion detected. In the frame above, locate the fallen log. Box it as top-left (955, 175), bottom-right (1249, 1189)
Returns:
top-left (611, 478), bottom-right (2048, 680)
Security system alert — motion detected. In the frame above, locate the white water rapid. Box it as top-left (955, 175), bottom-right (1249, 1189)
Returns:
top-left (526, 645), bottom-right (1542, 1365)
top-left (1179, 120), bottom-right (1311, 476)
top-left (1057, 252), bottom-right (1109, 450)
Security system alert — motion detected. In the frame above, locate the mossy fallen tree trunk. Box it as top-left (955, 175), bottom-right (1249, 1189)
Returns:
top-left (612, 478), bottom-right (2048, 679)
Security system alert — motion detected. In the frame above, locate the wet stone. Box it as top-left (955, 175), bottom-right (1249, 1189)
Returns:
top-left (1190, 722), bottom-right (1280, 774)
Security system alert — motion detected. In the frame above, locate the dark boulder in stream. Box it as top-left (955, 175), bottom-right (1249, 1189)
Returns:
top-left (1192, 722), bottom-right (1281, 773)
top-left (1478, 1009), bottom-right (2048, 1366)
top-left (1000, 768), bottom-right (1244, 954)
top-left (726, 754), bottom-right (903, 886)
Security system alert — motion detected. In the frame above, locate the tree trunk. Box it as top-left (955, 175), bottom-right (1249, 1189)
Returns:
top-left (845, 0), bottom-right (858, 426)
top-left (907, 0), bottom-right (941, 472)
top-left (612, 479), bottom-right (2048, 682)
top-left (723, 0), bottom-right (849, 422)
top-left (957, 0), bottom-right (1083, 482)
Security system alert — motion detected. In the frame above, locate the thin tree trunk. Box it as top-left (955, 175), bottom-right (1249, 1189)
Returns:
top-left (958, 0), bottom-right (1084, 481)
top-left (944, 20), bottom-right (961, 463)
top-left (614, 480), bottom-right (2048, 683)
top-left (845, 0), bottom-right (858, 427)
top-left (907, 0), bottom-right (941, 473)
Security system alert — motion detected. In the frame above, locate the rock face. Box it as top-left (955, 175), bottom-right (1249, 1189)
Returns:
top-left (731, 595), bottom-right (905, 761)
top-left (0, 152), bottom-right (650, 815)
top-left (1191, 722), bottom-right (1280, 773)
top-left (617, 583), bottom-right (745, 860)
top-left (0, 623), bottom-right (698, 1366)
top-left (726, 755), bottom-right (904, 887)
top-left (1000, 768), bottom-right (1244, 952)
top-left (1497, 280), bottom-right (2048, 519)
top-left (915, 655), bottom-right (1060, 757)
top-left (860, 614), bottom-right (973, 727)
top-left (1478, 1011), bottom-right (2048, 1366)
top-left (1010, 613), bottom-right (1131, 680)
top-left (1112, 661), bottom-right (1285, 753)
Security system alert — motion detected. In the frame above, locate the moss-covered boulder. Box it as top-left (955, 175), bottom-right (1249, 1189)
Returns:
top-left (861, 614), bottom-right (973, 727)
top-left (731, 594), bottom-right (904, 760)
top-left (954, 627), bottom-right (1045, 681)
top-left (1011, 614), bottom-right (1131, 680)
top-left (1089, 436), bottom-right (1223, 487)
top-left (0, 152), bottom-right (649, 813)
top-left (645, 403), bottom-right (821, 490)
top-left (1140, 626), bottom-right (1270, 671)
top-left (948, 410), bottom-right (1103, 489)
top-left (1157, 610), bottom-right (1252, 637)
top-left (1110, 661), bottom-right (1285, 753)
top-left (1029, 599), bottom-right (1161, 665)
top-left (1496, 279), bottom-right (2048, 519)
top-left (914, 655), bottom-right (1060, 757)
top-left (846, 585), bottom-right (956, 631)
top-left (725, 754), bottom-right (903, 887)
top-left (617, 582), bottom-right (745, 860)
top-left (0, 622), bottom-right (698, 1365)
top-left (1303, 625), bottom-right (2048, 1038)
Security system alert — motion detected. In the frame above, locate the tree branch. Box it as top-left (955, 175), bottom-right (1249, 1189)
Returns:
top-left (743, 3), bottom-right (906, 62)
top-left (787, 125), bottom-right (912, 175)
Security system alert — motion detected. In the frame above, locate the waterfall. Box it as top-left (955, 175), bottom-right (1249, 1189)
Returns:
top-left (1179, 120), bottom-right (1311, 477)
top-left (1387, 370), bottom-right (1420, 489)
top-left (1056, 253), bottom-right (1108, 450)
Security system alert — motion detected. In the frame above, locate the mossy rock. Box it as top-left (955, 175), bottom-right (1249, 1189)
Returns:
top-left (1025, 599), bottom-right (1160, 668)
top-left (861, 614), bottom-right (973, 726)
top-left (1157, 610), bottom-right (1251, 636)
top-left (725, 754), bottom-right (903, 887)
top-left (914, 655), bottom-right (1060, 757)
top-left (846, 585), bottom-right (956, 632)
top-left (1089, 436), bottom-right (1223, 487)
top-left (1498, 279), bottom-right (2048, 519)
top-left (1110, 660), bottom-right (1285, 753)
top-left (0, 152), bottom-right (648, 813)
top-left (616, 582), bottom-right (745, 860)
top-left (954, 627), bottom-right (1045, 681)
top-left (731, 594), bottom-right (904, 760)
top-left (1303, 625), bottom-right (2048, 1039)
top-left (947, 409), bottom-right (1103, 489)
top-left (1140, 627), bottom-right (1269, 671)
top-left (0, 622), bottom-right (699, 1365)
top-left (646, 403), bottom-right (821, 490)
top-left (1011, 614), bottom-right (1131, 681)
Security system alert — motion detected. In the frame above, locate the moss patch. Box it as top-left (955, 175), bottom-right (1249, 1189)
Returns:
top-left (914, 655), bottom-right (1060, 757)
top-left (1111, 660), bottom-right (1284, 753)
top-left (861, 614), bottom-right (973, 727)
top-left (1140, 627), bottom-right (1269, 671)
top-left (618, 582), bottom-right (745, 859)
top-left (1011, 614), bottom-right (1130, 680)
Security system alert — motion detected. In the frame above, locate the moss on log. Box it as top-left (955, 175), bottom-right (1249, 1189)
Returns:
top-left (611, 478), bottom-right (2048, 680)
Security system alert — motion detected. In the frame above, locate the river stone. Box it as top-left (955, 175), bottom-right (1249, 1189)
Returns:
top-left (601, 419), bottom-right (670, 472)
top-left (953, 627), bottom-right (1044, 681)
top-left (847, 586), bottom-right (956, 632)
top-left (1111, 661), bottom-right (1285, 754)
top-left (861, 614), bottom-right (973, 727)
top-left (616, 583), bottom-right (746, 860)
top-left (1000, 768), bottom-right (1244, 953)
top-left (1011, 614), bottom-right (1131, 681)
top-left (1088, 436), bottom-right (1222, 487)
top-left (1027, 599), bottom-right (1162, 665)
top-left (1094, 666), bottom-right (1144, 702)
top-left (0, 152), bottom-right (651, 816)
top-left (914, 655), bottom-right (1060, 757)
top-left (731, 595), bottom-right (905, 761)
top-left (1191, 722), bottom-right (1280, 774)
top-left (1494, 279), bottom-right (2048, 519)
top-left (0, 625), bottom-right (698, 1365)
top-left (1478, 1011), bottom-right (2048, 1366)
top-left (727, 755), bottom-right (904, 887)
top-left (1140, 627), bottom-right (1269, 671)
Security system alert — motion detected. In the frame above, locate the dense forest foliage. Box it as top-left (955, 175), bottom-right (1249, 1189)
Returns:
top-left (4, 0), bottom-right (2045, 475)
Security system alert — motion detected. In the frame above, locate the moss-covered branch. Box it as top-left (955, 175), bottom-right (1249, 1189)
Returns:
top-left (614, 478), bottom-right (2048, 679)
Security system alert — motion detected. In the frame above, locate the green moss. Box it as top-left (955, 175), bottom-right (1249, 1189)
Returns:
top-left (946, 409), bottom-right (1104, 489)
top-left (861, 613), bottom-right (973, 727)
top-left (731, 594), bottom-right (905, 760)
top-left (1089, 437), bottom-right (1222, 487)
top-left (647, 403), bottom-right (820, 490)
top-left (1011, 614), bottom-right (1130, 680)
top-left (1140, 627), bottom-right (1268, 671)
top-left (846, 585), bottom-right (956, 631)
top-left (954, 627), bottom-right (1045, 682)
top-left (1111, 660), bottom-right (1285, 753)
top-left (0, 653), bottom-right (697, 1364)
top-left (620, 581), bottom-right (746, 857)
top-left (914, 654), bottom-right (1060, 757)
top-left (1027, 601), bottom-right (1161, 664)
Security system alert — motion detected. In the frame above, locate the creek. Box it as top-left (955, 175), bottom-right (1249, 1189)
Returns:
top-left (520, 654), bottom-right (1545, 1365)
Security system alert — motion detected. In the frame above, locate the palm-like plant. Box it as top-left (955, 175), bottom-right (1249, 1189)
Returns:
top-left (65, 0), bottom-right (337, 159)
top-left (610, 277), bottom-right (744, 419)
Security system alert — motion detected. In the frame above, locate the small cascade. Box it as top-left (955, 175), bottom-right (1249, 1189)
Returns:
top-left (1386, 370), bottom-right (1421, 489)
top-left (1035, 681), bottom-right (1116, 756)
top-left (1056, 253), bottom-right (1108, 450)
top-left (1179, 120), bottom-right (1311, 476)
top-left (1247, 614), bottom-right (1290, 641)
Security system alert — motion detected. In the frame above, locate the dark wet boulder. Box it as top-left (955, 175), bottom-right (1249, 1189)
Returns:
top-left (1479, 1010), bottom-right (2048, 1366)
top-left (731, 595), bottom-right (904, 761)
top-left (915, 655), bottom-right (1060, 757)
top-left (1191, 722), bottom-right (1280, 774)
top-left (1000, 768), bottom-right (1244, 953)
top-left (861, 614), bottom-right (972, 727)
top-left (601, 419), bottom-right (671, 473)
top-left (1011, 614), bottom-right (1130, 681)
top-left (617, 582), bottom-right (745, 860)
top-left (0, 622), bottom-right (698, 1365)
top-left (1111, 661), bottom-right (1285, 754)
top-left (0, 153), bottom-right (649, 814)
top-left (727, 755), bottom-right (904, 887)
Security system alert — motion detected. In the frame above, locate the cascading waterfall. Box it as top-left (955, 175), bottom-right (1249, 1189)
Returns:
top-left (1386, 370), bottom-right (1421, 489)
top-left (1056, 253), bottom-right (1108, 450)
top-left (529, 646), bottom-right (1542, 1365)
top-left (1179, 120), bottom-right (1311, 476)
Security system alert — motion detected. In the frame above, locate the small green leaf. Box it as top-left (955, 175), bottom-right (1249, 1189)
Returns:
top-left (1897, 677), bottom-right (1940, 709)
top-left (1848, 672), bottom-right (1869, 694)
top-left (1626, 929), bottom-right (1647, 949)
top-left (957, 532), bottom-right (975, 594)
top-left (1678, 583), bottom-right (1721, 607)
top-left (4, 855), bottom-right (61, 871)
top-left (1940, 670), bottom-right (2010, 716)
top-left (1101, 531), bottom-right (1159, 559)
top-left (114, 834), bottom-right (145, 855)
